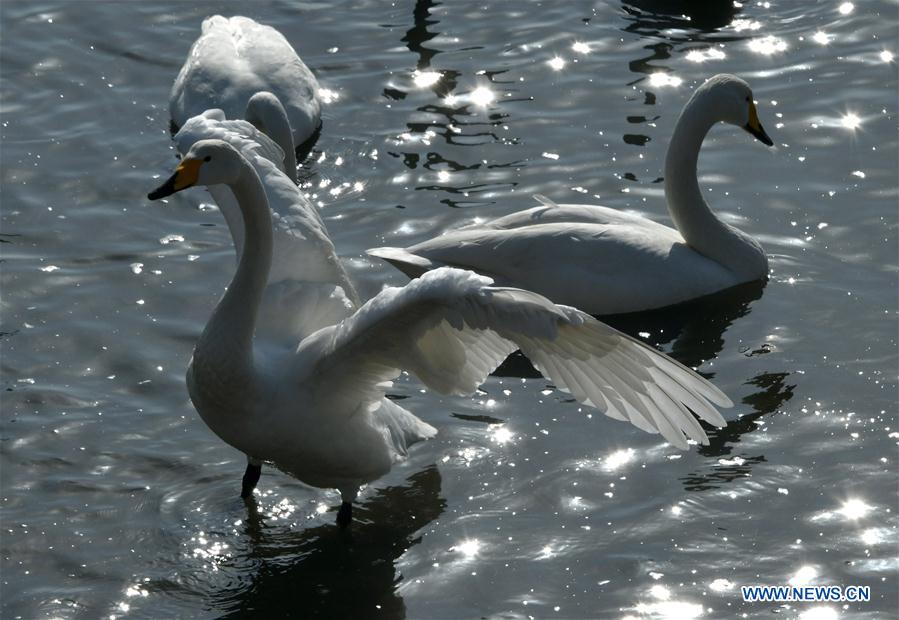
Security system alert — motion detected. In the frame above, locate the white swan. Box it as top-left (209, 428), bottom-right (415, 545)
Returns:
top-left (368, 74), bottom-right (774, 315)
top-left (147, 139), bottom-right (732, 527)
top-left (169, 15), bottom-right (321, 177)
top-left (174, 110), bottom-right (358, 344)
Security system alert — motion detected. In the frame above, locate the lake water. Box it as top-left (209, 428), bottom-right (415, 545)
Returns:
top-left (1, 1), bottom-right (897, 618)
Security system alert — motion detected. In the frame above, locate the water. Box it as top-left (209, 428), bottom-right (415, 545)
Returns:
top-left (1, 1), bottom-right (896, 618)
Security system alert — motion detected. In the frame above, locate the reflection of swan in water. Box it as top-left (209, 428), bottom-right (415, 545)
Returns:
top-left (370, 75), bottom-right (774, 315)
top-left (621, 0), bottom-right (742, 37)
top-left (169, 15), bottom-right (323, 170)
top-left (148, 139), bottom-right (732, 528)
top-left (602, 280), bottom-right (765, 370)
top-left (680, 371), bottom-right (796, 491)
top-left (216, 466), bottom-right (445, 618)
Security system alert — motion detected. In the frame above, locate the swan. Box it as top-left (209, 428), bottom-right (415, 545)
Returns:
top-left (169, 15), bottom-right (322, 176)
top-left (147, 139), bottom-right (732, 527)
top-left (173, 109), bottom-right (359, 343)
top-left (368, 74), bottom-right (774, 315)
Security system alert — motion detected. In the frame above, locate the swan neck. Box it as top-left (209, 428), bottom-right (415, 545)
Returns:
top-left (200, 160), bottom-right (273, 374)
top-left (664, 98), bottom-right (717, 241)
top-left (246, 93), bottom-right (297, 183)
top-left (663, 96), bottom-right (767, 280)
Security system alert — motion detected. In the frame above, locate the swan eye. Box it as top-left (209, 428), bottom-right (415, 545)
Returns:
top-left (745, 96), bottom-right (751, 102)
top-left (204, 156), bottom-right (211, 162)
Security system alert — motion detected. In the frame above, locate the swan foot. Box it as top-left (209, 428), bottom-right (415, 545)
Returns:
top-left (336, 501), bottom-right (353, 528)
top-left (240, 461), bottom-right (262, 499)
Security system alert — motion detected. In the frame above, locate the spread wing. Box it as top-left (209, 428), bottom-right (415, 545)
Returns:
top-left (297, 268), bottom-right (730, 449)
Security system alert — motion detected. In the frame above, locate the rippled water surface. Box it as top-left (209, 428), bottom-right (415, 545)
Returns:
top-left (2, 1), bottom-right (897, 618)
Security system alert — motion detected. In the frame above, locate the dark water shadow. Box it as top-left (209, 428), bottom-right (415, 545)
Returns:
top-left (680, 370), bottom-right (796, 490)
top-left (620, 1), bottom-right (744, 40)
top-left (214, 466), bottom-right (444, 619)
top-left (601, 279), bottom-right (766, 370)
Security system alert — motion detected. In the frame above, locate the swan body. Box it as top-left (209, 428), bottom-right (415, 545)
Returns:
top-left (148, 139), bottom-right (732, 525)
top-left (369, 74), bottom-right (774, 315)
top-left (170, 15), bottom-right (321, 170)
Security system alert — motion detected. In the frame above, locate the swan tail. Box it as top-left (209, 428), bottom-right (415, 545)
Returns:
top-left (533, 194), bottom-right (561, 208)
top-left (376, 398), bottom-right (438, 461)
top-left (367, 247), bottom-right (439, 279)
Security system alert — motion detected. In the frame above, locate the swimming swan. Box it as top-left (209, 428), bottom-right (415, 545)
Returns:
top-left (148, 139), bottom-right (732, 527)
top-left (169, 15), bottom-right (321, 177)
top-left (368, 74), bottom-right (774, 315)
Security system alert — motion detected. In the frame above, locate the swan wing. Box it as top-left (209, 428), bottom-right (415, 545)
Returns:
top-left (298, 268), bottom-right (730, 449)
top-left (476, 197), bottom-right (671, 231)
top-left (170, 15), bottom-right (321, 144)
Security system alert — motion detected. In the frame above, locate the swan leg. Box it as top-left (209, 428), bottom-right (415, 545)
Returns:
top-left (241, 457), bottom-right (262, 498)
top-left (336, 502), bottom-right (353, 528)
top-left (336, 487), bottom-right (358, 528)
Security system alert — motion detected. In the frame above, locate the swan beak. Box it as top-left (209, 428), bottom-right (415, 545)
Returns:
top-left (147, 158), bottom-right (203, 200)
top-left (744, 101), bottom-right (773, 146)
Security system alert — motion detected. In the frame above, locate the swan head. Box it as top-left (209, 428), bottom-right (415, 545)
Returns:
top-left (148, 139), bottom-right (244, 200)
top-left (697, 74), bottom-right (773, 146)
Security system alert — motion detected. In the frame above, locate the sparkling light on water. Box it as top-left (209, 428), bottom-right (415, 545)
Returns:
top-left (453, 538), bottom-right (481, 558)
top-left (412, 70), bottom-right (442, 87)
top-left (490, 425), bottom-right (514, 444)
top-left (838, 497), bottom-right (872, 519)
top-left (648, 73), bottom-right (682, 87)
top-left (800, 606), bottom-right (839, 620)
top-left (548, 56), bottom-right (566, 71)
top-left (838, 2), bottom-right (854, 15)
top-left (748, 36), bottom-right (788, 55)
top-left (840, 113), bottom-right (862, 129)
top-left (571, 41), bottom-right (590, 54)
top-left (880, 50), bottom-right (894, 62)
top-left (789, 565), bottom-right (818, 586)
top-left (812, 31), bottom-right (831, 45)
top-left (685, 48), bottom-right (726, 63)
top-left (469, 86), bottom-right (495, 106)
top-left (604, 448), bottom-right (635, 470)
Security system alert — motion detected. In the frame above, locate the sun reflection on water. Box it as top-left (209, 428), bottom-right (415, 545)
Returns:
top-left (840, 113), bottom-right (861, 129)
top-left (571, 41), bottom-right (590, 54)
top-left (548, 56), bottom-right (566, 71)
top-left (603, 448), bottom-right (636, 470)
top-left (685, 48), bottom-right (726, 63)
top-left (412, 69), bottom-right (442, 88)
top-left (452, 538), bottom-right (481, 559)
top-left (838, 497), bottom-right (872, 519)
top-left (469, 86), bottom-right (495, 106)
top-left (648, 73), bottom-right (682, 87)
top-left (748, 36), bottom-right (788, 55)
top-left (799, 606), bottom-right (839, 620)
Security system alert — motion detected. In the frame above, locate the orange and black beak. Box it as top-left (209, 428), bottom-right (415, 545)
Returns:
top-left (148, 158), bottom-right (203, 200)
top-left (744, 99), bottom-right (773, 146)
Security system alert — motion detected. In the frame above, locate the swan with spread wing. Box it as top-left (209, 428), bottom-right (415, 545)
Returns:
top-left (148, 138), bottom-right (732, 527)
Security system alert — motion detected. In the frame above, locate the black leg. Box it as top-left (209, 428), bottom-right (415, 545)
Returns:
top-left (336, 501), bottom-right (353, 528)
top-left (241, 462), bottom-right (262, 499)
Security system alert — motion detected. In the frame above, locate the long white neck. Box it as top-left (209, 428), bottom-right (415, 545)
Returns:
top-left (664, 95), bottom-right (767, 280)
top-left (191, 158), bottom-right (273, 418)
top-left (246, 92), bottom-right (297, 183)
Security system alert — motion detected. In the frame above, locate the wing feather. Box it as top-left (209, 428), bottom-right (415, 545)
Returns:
top-left (295, 268), bottom-right (731, 448)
